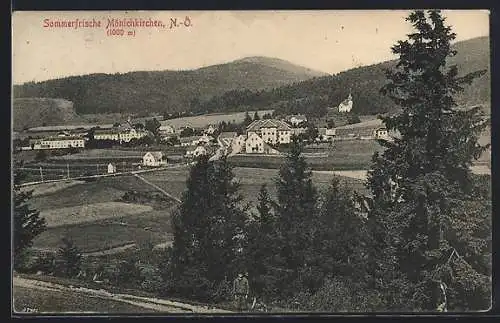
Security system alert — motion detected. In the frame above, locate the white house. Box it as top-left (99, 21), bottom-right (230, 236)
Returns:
top-left (246, 119), bottom-right (292, 145)
top-left (218, 132), bottom-right (237, 148)
top-left (186, 146), bottom-right (207, 158)
top-left (158, 124), bottom-right (175, 136)
top-left (33, 136), bottom-right (86, 150)
top-left (231, 135), bottom-right (246, 155)
top-left (107, 163), bottom-right (116, 174)
top-left (245, 132), bottom-right (279, 154)
top-left (204, 124), bottom-right (217, 135)
top-left (94, 128), bottom-right (147, 142)
top-left (373, 127), bottom-right (390, 140)
top-left (338, 93), bottom-right (353, 113)
top-left (93, 129), bottom-right (121, 141)
top-left (318, 128), bottom-right (336, 141)
top-left (142, 151), bottom-right (164, 167)
top-left (119, 128), bottom-right (148, 143)
top-left (288, 114), bottom-right (308, 126)
top-left (196, 134), bottom-right (215, 146)
top-left (179, 136), bottom-right (200, 147)
top-left (291, 128), bottom-right (307, 136)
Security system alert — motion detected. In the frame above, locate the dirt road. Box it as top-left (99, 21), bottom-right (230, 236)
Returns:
top-left (13, 276), bottom-right (232, 314)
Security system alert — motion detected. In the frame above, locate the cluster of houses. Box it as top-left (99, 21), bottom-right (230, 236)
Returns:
top-left (19, 105), bottom-right (392, 167)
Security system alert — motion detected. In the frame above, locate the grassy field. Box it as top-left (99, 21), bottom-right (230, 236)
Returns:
top-left (13, 286), bottom-right (159, 313)
top-left (29, 165), bottom-right (367, 253)
top-left (41, 202), bottom-right (154, 228)
top-left (230, 140), bottom-right (384, 171)
top-left (29, 175), bottom-right (177, 252)
top-left (28, 175), bottom-right (152, 211)
top-left (33, 208), bottom-right (175, 252)
top-left (141, 166), bottom-right (369, 205)
top-left (160, 110), bottom-right (274, 129)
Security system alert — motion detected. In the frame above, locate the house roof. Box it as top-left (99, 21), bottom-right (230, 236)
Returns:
top-left (219, 132), bottom-right (237, 139)
top-left (144, 151), bottom-right (163, 160)
top-left (186, 145), bottom-right (206, 152)
top-left (179, 135), bottom-right (201, 143)
top-left (41, 136), bottom-right (85, 141)
top-left (288, 114), bottom-right (307, 121)
top-left (247, 119), bottom-right (292, 132)
top-left (94, 129), bottom-right (122, 135)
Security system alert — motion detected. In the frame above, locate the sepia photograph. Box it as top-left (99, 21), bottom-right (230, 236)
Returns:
top-left (11, 9), bottom-right (491, 314)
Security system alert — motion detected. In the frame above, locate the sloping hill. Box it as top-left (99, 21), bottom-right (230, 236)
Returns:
top-left (13, 56), bottom-right (326, 116)
top-left (195, 36), bottom-right (490, 116)
top-left (13, 98), bottom-right (84, 131)
top-left (231, 56), bottom-right (327, 79)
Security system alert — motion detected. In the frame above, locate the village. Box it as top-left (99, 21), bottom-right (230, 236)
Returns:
top-left (13, 93), bottom-right (395, 182)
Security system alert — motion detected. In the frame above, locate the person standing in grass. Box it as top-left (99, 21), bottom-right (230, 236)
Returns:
top-left (233, 272), bottom-right (249, 311)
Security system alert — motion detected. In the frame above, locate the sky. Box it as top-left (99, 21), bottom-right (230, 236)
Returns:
top-left (12, 10), bottom-right (490, 84)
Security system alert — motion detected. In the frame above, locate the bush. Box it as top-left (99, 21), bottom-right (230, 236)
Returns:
top-left (139, 264), bottom-right (163, 293)
top-left (297, 277), bottom-right (385, 312)
top-left (211, 278), bottom-right (233, 302)
top-left (56, 238), bottom-right (82, 278)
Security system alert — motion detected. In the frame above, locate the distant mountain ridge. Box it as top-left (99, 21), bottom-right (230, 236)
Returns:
top-left (13, 56), bottom-right (327, 116)
top-left (192, 36), bottom-right (490, 116)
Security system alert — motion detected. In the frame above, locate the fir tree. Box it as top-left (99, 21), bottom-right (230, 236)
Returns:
top-left (245, 184), bottom-right (281, 299)
top-left (163, 154), bottom-right (247, 301)
top-left (274, 136), bottom-right (319, 296)
top-left (366, 10), bottom-right (490, 310)
top-left (318, 177), bottom-right (366, 278)
top-left (253, 111), bottom-right (260, 121)
top-left (243, 111), bottom-right (253, 128)
top-left (13, 162), bottom-right (46, 269)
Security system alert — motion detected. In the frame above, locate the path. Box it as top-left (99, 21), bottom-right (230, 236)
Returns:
top-left (83, 243), bottom-right (137, 257)
top-left (13, 276), bottom-right (231, 313)
top-left (132, 173), bottom-right (182, 203)
top-left (18, 163), bottom-right (190, 188)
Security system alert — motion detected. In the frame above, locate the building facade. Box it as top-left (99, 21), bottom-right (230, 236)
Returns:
top-left (186, 146), bottom-right (207, 158)
top-left (34, 136), bottom-right (86, 150)
top-left (94, 128), bottom-right (147, 142)
top-left (246, 119), bottom-right (292, 146)
top-left (142, 152), bottom-right (164, 167)
top-left (338, 93), bottom-right (353, 113)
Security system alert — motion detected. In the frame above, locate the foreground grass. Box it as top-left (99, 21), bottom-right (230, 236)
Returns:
top-left (33, 208), bottom-right (175, 252)
top-left (13, 286), bottom-right (159, 314)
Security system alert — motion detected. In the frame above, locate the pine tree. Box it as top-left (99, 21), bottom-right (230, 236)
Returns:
top-left (245, 184), bottom-right (281, 299)
top-left (13, 162), bottom-right (46, 270)
top-left (366, 10), bottom-right (490, 310)
top-left (253, 111), bottom-right (260, 121)
top-left (164, 154), bottom-right (247, 301)
top-left (274, 136), bottom-right (319, 296)
top-left (243, 111), bottom-right (253, 127)
top-left (57, 237), bottom-right (82, 278)
top-left (318, 177), bottom-right (366, 278)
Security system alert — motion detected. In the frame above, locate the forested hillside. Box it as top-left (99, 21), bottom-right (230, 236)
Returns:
top-left (13, 57), bottom-right (326, 115)
top-left (194, 36), bottom-right (490, 116)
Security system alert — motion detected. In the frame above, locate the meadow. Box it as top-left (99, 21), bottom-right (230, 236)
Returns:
top-left (29, 166), bottom-right (367, 253)
top-left (40, 202), bottom-right (154, 228)
top-left (29, 175), bottom-right (176, 252)
top-left (229, 140), bottom-right (384, 171)
top-left (160, 110), bottom-right (274, 129)
top-left (140, 166), bottom-right (369, 206)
